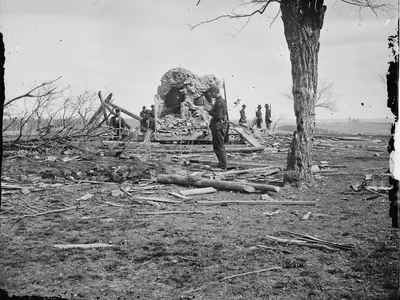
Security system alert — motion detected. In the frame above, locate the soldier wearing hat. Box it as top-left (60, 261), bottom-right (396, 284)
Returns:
top-left (206, 85), bottom-right (228, 170)
top-left (140, 109), bottom-right (156, 142)
top-left (139, 106), bottom-right (147, 118)
top-left (265, 104), bottom-right (272, 130)
top-left (239, 104), bottom-right (247, 124)
top-left (110, 108), bottom-right (132, 139)
top-left (255, 104), bottom-right (263, 129)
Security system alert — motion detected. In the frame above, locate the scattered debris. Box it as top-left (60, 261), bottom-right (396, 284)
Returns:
top-left (221, 266), bottom-right (282, 281)
top-left (180, 187), bottom-right (217, 196)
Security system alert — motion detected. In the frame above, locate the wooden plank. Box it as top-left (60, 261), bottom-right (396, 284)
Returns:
top-left (234, 127), bottom-right (263, 148)
top-left (180, 187), bottom-right (217, 196)
top-left (53, 243), bottom-right (114, 249)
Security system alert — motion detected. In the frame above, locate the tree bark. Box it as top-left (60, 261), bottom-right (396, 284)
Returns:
top-left (280, 0), bottom-right (326, 187)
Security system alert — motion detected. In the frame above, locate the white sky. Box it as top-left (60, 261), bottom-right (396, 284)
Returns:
top-left (1, 0), bottom-right (398, 121)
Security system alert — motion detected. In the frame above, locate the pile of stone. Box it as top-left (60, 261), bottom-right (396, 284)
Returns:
top-left (154, 67), bottom-right (221, 139)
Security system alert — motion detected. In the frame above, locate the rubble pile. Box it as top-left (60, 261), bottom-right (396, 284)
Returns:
top-left (154, 67), bottom-right (221, 139)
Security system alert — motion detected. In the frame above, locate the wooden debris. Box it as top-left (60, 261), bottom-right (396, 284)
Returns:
top-left (134, 196), bottom-right (179, 203)
top-left (218, 167), bottom-right (282, 177)
top-left (198, 200), bottom-right (318, 205)
top-left (263, 210), bottom-right (281, 216)
top-left (265, 235), bottom-right (339, 252)
top-left (189, 159), bottom-right (268, 169)
top-left (157, 174), bottom-right (256, 193)
top-left (168, 192), bottom-right (191, 200)
top-left (233, 127), bottom-right (264, 148)
top-left (12, 205), bottom-right (86, 220)
top-left (76, 193), bottom-right (94, 201)
top-left (243, 182), bottom-right (280, 193)
top-left (180, 187), bottom-right (217, 196)
top-left (302, 211), bottom-right (312, 220)
top-left (221, 267), bottom-right (282, 281)
top-left (137, 210), bottom-right (218, 216)
top-left (53, 243), bottom-right (115, 249)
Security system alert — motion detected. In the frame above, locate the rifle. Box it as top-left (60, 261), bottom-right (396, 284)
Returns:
top-left (223, 79), bottom-right (230, 144)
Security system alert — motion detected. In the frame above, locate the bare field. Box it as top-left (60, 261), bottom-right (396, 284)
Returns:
top-left (1, 134), bottom-right (398, 300)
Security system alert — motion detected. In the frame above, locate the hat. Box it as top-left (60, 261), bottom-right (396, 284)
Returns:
top-left (242, 104), bottom-right (246, 108)
top-left (257, 105), bottom-right (262, 108)
top-left (151, 105), bottom-right (155, 108)
top-left (142, 106), bottom-right (146, 109)
top-left (208, 85), bottom-right (220, 93)
top-left (265, 104), bottom-right (269, 107)
top-left (115, 108), bottom-right (121, 112)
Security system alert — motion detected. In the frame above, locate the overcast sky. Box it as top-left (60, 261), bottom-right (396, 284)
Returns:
top-left (1, 0), bottom-right (398, 121)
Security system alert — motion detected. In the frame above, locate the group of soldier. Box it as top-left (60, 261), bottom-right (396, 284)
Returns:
top-left (239, 103), bottom-right (272, 130)
top-left (107, 88), bottom-right (271, 171)
top-left (108, 105), bottom-right (156, 142)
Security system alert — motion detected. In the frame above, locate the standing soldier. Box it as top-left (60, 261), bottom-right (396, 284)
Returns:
top-left (110, 108), bottom-right (132, 139)
top-left (265, 103), bottom-right (272, 130)
top-left (139, 106), bottom-right (146, 118)
top-left (150, 105), bottom-right (156, 118)
top-left (206, 86), bottom-right (228, 171)
top-left (239, 104), bottom-right (247, 124)
top-left (255, 105), bottom-right (263, 129)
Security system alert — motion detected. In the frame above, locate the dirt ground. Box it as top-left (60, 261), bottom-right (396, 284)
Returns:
top-left (1, 133), bottom-right (399, 300)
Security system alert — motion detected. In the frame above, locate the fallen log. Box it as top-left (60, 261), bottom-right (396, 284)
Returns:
top-left (157, 174), bottom-right (256, 193)
top-left (197, 200), bottom-right (317, 205)
top-left (180, 187), bottom-right (217, 196)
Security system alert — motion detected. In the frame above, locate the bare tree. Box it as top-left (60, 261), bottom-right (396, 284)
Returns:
top-left (193, 0), bottom-right (392, 186)
top-left (281, 78), bottom-right (338, 112)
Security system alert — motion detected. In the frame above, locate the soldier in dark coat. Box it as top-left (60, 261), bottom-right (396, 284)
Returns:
top-left (265, 104), bottom-right (272, 130)
top-left (255, 105), bottom-right (263, 129)
top-left (110, 108), bottom-right (131, 139)
top-left (140, 109), bottom-right (156, 142)
top-left (139, 106), bottom-right (146, 118)
top-left (206, 86), bottom-right (228, 170)
top-left (239, 104), bottom-right (247, 124)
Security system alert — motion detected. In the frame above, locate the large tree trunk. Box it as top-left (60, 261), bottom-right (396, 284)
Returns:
top-left (280, 0), bottom-right (326, 187)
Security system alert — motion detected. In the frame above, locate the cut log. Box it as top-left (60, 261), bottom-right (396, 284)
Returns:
top-left (180, 187), bottom-right (217, 196)
top-left (197, 200), bottom-right (318, 205)
top-left (157, 174), bottom-right (256, 193)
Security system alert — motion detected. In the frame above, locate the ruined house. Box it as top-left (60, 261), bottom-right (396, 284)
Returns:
top-left (153, 67), bottom-right (223, 142)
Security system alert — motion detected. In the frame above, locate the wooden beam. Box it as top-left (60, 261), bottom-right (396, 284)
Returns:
top-left (234, 127), bottom-right (264, 148)
top-left (106, 101), bottom-right (142, 121)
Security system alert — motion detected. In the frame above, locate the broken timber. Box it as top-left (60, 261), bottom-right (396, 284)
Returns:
top-left (234, 127), bottom-right (264, 148)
